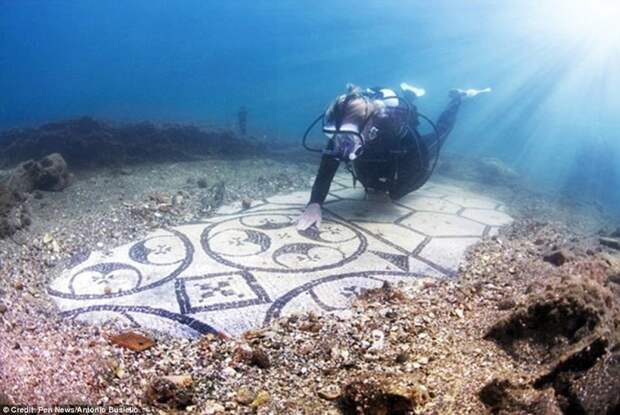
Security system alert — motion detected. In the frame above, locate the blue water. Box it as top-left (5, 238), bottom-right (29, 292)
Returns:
top-left (1, 0), bottom-right (619, 213)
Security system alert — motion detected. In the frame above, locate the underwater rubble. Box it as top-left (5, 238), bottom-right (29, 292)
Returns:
top-left (0, 117), bottom-right (269, 240)
top-left (3, 215), bottom-right (620, 413)
top-left (0, 180), bottom-right (32, 240)
top-left (0, 116), bottom-right (265, 169)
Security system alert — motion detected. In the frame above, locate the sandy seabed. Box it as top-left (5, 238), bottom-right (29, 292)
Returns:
top-left (1, 148), bottom-right (619, 414)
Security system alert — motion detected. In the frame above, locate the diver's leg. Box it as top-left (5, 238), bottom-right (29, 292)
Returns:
top-left (430, 87), bottom-right (492, 146)
top-left (388, 131), bottom-right (428, 200)
top-left (397, 95), bottom-right (461, 198)
top-left (431, 94), bottom-right (463, 146)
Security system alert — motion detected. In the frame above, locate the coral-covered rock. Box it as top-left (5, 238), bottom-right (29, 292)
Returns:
top-left (543, 249), bottom-right (573, 266)
top-left (484, 270), bottom-right (620, 415)
top-left (570, 350), bottom-right (620, 414)
top-left (0, 181), bottom-right (30, 239)
top-left (9, 153), bottom-right (73, 193)
top-left (479, 378), bottom-right (562, 415)
top-left (486, 274), bottom-right (617, 363)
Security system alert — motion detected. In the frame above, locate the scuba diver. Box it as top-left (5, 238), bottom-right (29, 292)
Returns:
top-left (297, 83), bottom-right (491, 231)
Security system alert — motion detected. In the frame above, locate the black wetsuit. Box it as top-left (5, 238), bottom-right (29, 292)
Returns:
top-left (309, 94), bottom-right (462, 204)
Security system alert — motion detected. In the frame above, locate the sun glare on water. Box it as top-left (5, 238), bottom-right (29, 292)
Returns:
top-left (546, 0), bottom-right (620, 46)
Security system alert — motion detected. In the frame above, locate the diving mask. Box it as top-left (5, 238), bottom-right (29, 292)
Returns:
top-left (322, 129), bottom-right (364, 161)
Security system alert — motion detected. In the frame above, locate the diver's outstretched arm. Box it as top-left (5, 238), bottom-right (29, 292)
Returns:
top-left (309, 154), bottom-right (339, 204)
top-left (297, 154), bottom-right (339, 230)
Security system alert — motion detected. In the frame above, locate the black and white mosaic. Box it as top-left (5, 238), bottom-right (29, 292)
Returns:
top-left (49, 175), bottom-right (513, 337)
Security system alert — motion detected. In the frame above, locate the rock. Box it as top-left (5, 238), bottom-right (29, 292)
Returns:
top-left (235, 387), bottom-right (255, 405)
top-left (197, 177), bottom-right (208, 188)
top-left (203, 400), bottom-right (225, 414)
top-left (209, 182), bottom-right (225, 208)
top-left (395, 352), bottom-right (408, 364)
top-left (570, 350), bottom-right (620, 414)
top-left (21, 214), bottom-right (31, 227)
top-left (241, 196), bottom-right (252, 210)
top-left (251, 347), bottom-right (271, 369)
top-left (341, 373), bottom-right (429, 414)
top-left (485, 274), bottom-right (614, 364)
top-left (172, 193), bottom-right (184, 207)
top-left (497, 298), bottom-right (516, 310)
top-left (476, 157), bottom-right (519, 184)
top-left (148, 192), bottom-right (171, 205)
top-left (0, 303), bottom-right (7, 314)
top-left (600, 237), bottom-right (620, 251)
top-left (109, 331), bottom-right (155, 352)
top-left (9, 153), bottom-right (73, 193)
top-left (479, 378), bottom-right (562, 415)
top-left (221, 367), bottom-right (238, 378)
top-left (300, 320), bottom-right (322, 333)
top-left (200, 182), bottom-right (226, 211)
top-left (163, 375), bottom-right (193, 388)
top-left (317, 384), bottom-right (341, 401)
top-left (250, 391), bottom-right (270, 409)
top-left (368, 330), bottom-right (385, 352)
top-left (232, 342), bottom-right (254, 363)
top-left (543, 249), bottom-right (572, 266)
top-left (0, 181), bottom-right (29, 239)
top-left (43, 233), bottom-right (53, 244)
top-left (145, 376), bottom-right (193, 410)
top-left (51, 239), bottom-right (60, 253)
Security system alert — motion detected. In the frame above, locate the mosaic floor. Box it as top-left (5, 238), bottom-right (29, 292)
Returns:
top-left (48, 173), bottom-right (513, 337)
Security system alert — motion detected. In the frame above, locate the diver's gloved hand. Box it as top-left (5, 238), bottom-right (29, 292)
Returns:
top-left (297, 203), bottom-right (322, 231)
top-left (449, 87), bottom-right (492, 100)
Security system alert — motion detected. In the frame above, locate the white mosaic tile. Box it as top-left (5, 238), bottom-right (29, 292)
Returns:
top-left (399, 211), bottom-right (486, 237)
top-left (397, 194), bottom-right (462, 214)
top-left (460, 208), bottom-right (514, 226)
top-left (444, 194), bottom-right (498, 209)
top-left (418, 237), bottom-right (480, 272)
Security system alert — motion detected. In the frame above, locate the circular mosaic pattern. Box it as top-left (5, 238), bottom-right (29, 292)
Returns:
top-left (70, 263), bottom-right (143, 296)
top-left (129, 234), bottom-right (189, 265)
top-left (49, 229), bottom-right (193, 300)
top-left (201, 213), bottom-right (367, 273)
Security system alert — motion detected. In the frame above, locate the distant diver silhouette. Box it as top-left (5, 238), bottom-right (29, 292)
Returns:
top-left (238, 106), bottom-right (248, 135)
